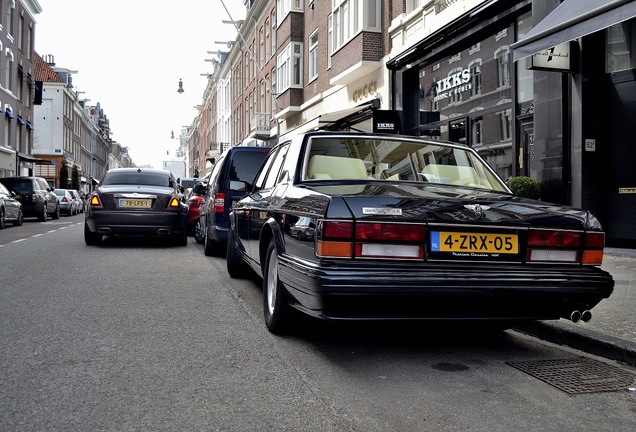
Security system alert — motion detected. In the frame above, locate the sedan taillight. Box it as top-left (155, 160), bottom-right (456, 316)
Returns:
top-left (316, 220), bottom-right (426, 259)
top-left (167, 197), bottom-right (181, 209)
top-left (89, 193), bottom-right (103, 207)
top-left (526, 229), bottom-right (604, 265)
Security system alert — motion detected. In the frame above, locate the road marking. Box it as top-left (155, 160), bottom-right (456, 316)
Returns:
top-left (12, 239), bottom-right (26, 243)
top-left (32, 234), bottom-right (44, 237)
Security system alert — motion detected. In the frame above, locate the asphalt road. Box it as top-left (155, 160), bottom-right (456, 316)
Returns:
top-left (1, 216), bottom-right (635, 431)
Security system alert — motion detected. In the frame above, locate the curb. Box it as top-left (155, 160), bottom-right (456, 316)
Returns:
top-left (512, 321), bottom-right (636, 367)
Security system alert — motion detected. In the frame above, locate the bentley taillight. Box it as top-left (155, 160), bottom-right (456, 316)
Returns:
top-left (167, 197), bottom-right (181, 209)
top-left (316, 220), bottom-right (425, 259)
top-left (526, 229), bottom-right (604, 265)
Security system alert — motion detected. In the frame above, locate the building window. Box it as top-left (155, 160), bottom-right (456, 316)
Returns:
top-left (469, 60), bottom-right (481, 97)
top-left (277, 0), bottom-right (303, 26)
top-left (8, 2), bottom-right (15, 37)
top-left (5, 50), bottom-right (14, 92)
top-left (606, 20), bottom-right (636, 72)
top-left (18, 13), bottom-right (23, 50)
top-left (448, 67), bottom-right (462, 104)
top-left (472, 118), bottom-right (483, 146)
top-left (500, 109), bottom-right (512, 141)
top-left (327, 14), bottom-right (333, 68)
top-left (271, 68), bottom-right (277, 111)
top-left (271, 10), bottom-right (277, 54)
top-left (308, 30), bottom-right (318, 81)
top-left (406, 0), bottom-right (424, 14)
top-left (259, 26), bottom-right (265, 68)
top-left (332, 0), bottom-right (381, 52)
top-left (265, 18), bottom-right (270, 60)
top-left (495, 47), bottom-right (510, 88)
top-left (277, 42), bottom-right (303, 92)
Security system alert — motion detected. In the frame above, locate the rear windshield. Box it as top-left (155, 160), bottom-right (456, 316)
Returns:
top-left (0, 179), bottom-right (31, 194)
top-left (229, 151), bottom-right (269, 189)
top-left (101, 172), bottom-right (173, 187)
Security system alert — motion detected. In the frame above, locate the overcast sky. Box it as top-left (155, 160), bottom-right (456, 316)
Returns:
top-left (34, 0), bottom-right (246, 169)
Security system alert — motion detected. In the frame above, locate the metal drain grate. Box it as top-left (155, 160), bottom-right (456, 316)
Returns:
top-left (508, 357), bottom-right (636, 394)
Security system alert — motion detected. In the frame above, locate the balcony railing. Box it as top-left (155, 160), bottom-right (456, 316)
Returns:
top-left (435, 0), bottom-right (458, 13)
top-left (250, 113), bottom-right (271, 138)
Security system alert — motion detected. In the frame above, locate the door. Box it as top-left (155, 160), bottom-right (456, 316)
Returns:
top-left (604, 69), bottom-right (636, 242)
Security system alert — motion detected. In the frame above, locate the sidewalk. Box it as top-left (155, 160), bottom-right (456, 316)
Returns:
top-left (513, 248), bottom-right (636, 366)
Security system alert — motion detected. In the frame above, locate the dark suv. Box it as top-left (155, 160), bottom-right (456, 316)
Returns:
top-left (199, 146), bottom-right (270, 256)
top-left (0, 177), bottom-right (60, 221)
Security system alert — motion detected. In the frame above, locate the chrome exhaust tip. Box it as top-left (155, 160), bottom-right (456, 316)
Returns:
top-left (98, 227), bottom-right (111, 234)
top-left (157, 228), bottom-right (171, 235)
top-left (581, 310), bottom-right (592, 322)
top-left (570, 310), bottom-right (581, 323)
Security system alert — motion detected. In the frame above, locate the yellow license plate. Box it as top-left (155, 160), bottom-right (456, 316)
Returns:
top-left (119, 199), bottom-right (151, 208)
top-left (431, 231), bottom-right (518, 254)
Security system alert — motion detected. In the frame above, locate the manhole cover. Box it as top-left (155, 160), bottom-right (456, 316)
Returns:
top-left (508, 357), bottom-right (636, 394)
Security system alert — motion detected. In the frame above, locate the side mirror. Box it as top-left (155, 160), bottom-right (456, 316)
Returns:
top-left (229, 180), bottom-right (247, 192)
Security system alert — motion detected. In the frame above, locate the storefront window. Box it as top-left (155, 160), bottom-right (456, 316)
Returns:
top-left (606, 20), bottom-right (636, 73)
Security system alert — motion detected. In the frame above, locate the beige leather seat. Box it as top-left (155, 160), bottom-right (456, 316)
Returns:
top-left (307, 155), bottom-right (368, 180)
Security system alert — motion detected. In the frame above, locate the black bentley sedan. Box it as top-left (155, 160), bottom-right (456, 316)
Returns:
top-left (84, 168), bottom-right (188, 246)
top-left (226, 131), bottom-right (614, 334)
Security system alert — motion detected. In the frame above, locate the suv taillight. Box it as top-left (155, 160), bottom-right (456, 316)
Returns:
top-left (214, 193), bottom-right (225, 213)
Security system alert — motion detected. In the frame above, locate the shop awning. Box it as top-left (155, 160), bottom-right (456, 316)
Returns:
top-left (317, 100), bottom-right (379, 130)
top-left (512, 0), bottom-right (636, 61)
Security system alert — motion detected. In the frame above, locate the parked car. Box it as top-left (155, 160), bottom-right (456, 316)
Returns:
top-left (70, 190), bottom-right (85, 213)
top-left (199, 146), bottom-right (270, 256)
top-left (54, 189), bottom-right (78, 215)
top-left (178, 177), bottom-right (201, 191)
top-left (186, 181), bottom-right (207, 242)
top-left (225, 131), bottom-right (615, 334)
top-left (0, 181), bottom-right (24, 228)
top-left (84, 168), bottom-right (188, 246)
top-left (0, 176), bottom-right (60, 221)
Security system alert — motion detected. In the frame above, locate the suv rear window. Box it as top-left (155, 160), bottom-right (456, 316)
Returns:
top-left (229, 151), bottom-right (269, 190)
top-left (1, 179), bottom-right (31, 194)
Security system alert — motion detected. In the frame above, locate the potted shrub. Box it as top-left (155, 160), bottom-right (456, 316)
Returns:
top-left (507, 176), bottom-right (541, 199)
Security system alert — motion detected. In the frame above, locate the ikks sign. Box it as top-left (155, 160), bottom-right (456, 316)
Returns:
top-left (431, 68), bottom-right (473, 102)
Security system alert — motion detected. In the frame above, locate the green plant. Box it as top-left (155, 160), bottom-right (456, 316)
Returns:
top-left (71, 165), bottom-right (80, 190)
top-left (507, 176), bottom-right (541, 199)
top-left (59, 159), bottom-right (69, 188)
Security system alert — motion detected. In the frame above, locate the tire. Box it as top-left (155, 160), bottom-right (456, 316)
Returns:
top-left (84, 222), bottom-right (102, 245)
top-left (226, 228), bottom-right (248, 278)
top-left (194, 219), bottom-right (205, 244)
top-left (38, 203), bottom-right (48, 222)
top-left (13, 208), bottom-right (24, 226)
top-left (51, 203), bottom-right (60, 220)
top-left (0, 207), bottom-right (5, 229)
top-left (263, 240), bottom-right (292, 334)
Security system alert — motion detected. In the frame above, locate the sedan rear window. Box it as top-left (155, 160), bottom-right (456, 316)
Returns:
top-left (303, 136), bottom-right (507, 191)
top-left (101, 172), bottom-right (171, 187)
